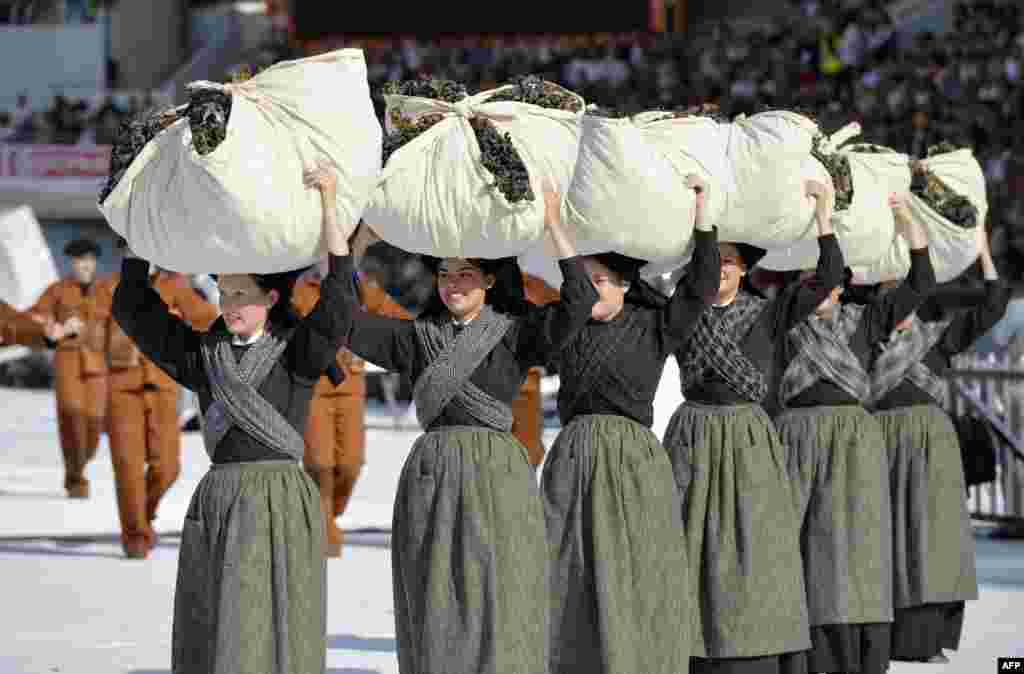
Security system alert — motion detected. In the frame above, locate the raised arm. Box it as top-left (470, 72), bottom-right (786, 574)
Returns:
top-left (665, 174), bottom-right (720, 345)
top-left (113, 250), bottom-right (204, 389)
top-left (334, 255), bottom-right (418, 372)
top-left (863, 192), bottom-right (937, 343)
top-left (781, 180), bottom-right (847, 329)
top-left (518, 179), bottom-right (599, 364)
top-left (939, 225), bottom-right (1011, 355)
top-left (287, 163), bottom-right (373, 380)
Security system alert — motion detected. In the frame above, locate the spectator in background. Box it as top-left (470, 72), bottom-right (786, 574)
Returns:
top-left (5, 93), bottom-right (36, 143)
top-left (92, 96), bottom-right (122, 146)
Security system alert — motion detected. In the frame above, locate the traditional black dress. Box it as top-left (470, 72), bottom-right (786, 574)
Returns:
top-left (113, 255), bottom-right (350, 674)
top-left (774, 248), bottom-right (936, 674)
top-left (664, 233), bottom-right (845, 674)
top-left (870, 278), bottom-right (1010, 661)
top-left (542, 228), bottom-right (719, 674)
top-left (333, 253), bottom-right (597, 674)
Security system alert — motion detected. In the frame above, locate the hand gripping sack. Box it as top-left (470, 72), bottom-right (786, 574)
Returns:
top-left (566, 111), bottom-right (728, 275)
top-left (364, 83), bottom-right (585, 259)
top-left (759, 135), bottom-right (908, 271)
top-left (852, 148), bottom-right (985, 284)
top-left (98, 49), bottom-right (382, 274)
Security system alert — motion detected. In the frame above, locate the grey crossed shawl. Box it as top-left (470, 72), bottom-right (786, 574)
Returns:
top-left (678, 291), bottom-right (769, 403)
top-left (780, 304), bottom-right (871, 406)
top-left (869, 316), bottom-right (953, 408)
top-left (412, 304), bottom-right (517, 432)
top-left (199, 328), bottom-right (307, 461)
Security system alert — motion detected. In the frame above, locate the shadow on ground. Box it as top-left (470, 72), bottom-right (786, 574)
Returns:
top-left (329, 634), bottom-right (396, 653)
top-left (0, 542), bottom-right (125, 560)
top-left (974, 532), bottom-right (1024, 589)
top-left (130, 663), bottom-right (387, 673)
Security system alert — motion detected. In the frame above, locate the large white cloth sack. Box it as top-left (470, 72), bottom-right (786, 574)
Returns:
top-left (364, 83), bottom-right (584, 259)
top-left (852, 148), bottom-right (985, 284)
top-left (759, 140), bottom-right (909, 271)
top-left (0, 205), bottom-right (59, 310)
top-left (99, 49), bottom-right (381, 274)
top-left (724, 109), bottom-right (820, 157)
top-left (566, 111), bottom-right (729, 276)
top-left (720, 110), bottom-right (831, 248)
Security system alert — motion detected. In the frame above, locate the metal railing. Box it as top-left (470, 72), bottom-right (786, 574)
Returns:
top-left (948, 352), bottom-right (1024, 527)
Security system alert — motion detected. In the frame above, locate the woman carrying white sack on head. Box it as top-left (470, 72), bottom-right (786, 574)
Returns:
top-left (332, 178), bottom-right (599, 674)
top-left (113, 162), bottom-right (354, 674)
top-left (869, 223), bottom-right (1008, 665)
top-left (542, 174), bottom-right (720, 674)
top-left (664, 180), bottom-right (844, 674)
top-left (772, 193), bottom-right (936, 674)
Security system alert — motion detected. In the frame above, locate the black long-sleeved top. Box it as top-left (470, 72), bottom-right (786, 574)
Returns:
top-left (683, 233), bottom-right (845, 417)
top-left (872, 279), bottom-right (1011, 410)
top-left (555, 228), bottom-right (720, 427)
top-left (335, 254), bottom-right (599, 429)
top-left (112, 255), bottom-right (348, 463)
top-left (786, 248), bottom-right (937, 408)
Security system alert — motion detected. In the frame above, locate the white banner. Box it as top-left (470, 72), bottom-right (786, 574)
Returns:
top-left (0, 205), bottom-right (59, 310)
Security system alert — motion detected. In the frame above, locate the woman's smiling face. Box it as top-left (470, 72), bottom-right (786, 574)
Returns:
top-left (436, 258), bottom-right (493, 321)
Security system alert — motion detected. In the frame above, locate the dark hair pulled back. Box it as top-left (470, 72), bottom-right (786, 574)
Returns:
top-left (419, 256), bottom-right (528, 319)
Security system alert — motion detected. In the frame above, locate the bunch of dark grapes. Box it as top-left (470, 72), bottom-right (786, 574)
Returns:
top-left (470, 118), bottom-right (533, 202)
top-left (811, 135), bottom-right (855, 212)
top-left (846, 143), bottom-right (896, 154)
top-left (487, 75), bottom-right (582, 112)
top-left (926, 141), bottom-right (963, 157)
top-left (187, 88), bottom-right (233, 156)
top-left (381, 113), bottom-right (445, 165)
top-left (98, 105), bottom-right (185, 205)
top-left (381, 78), bottom-right (468, 103)
top-left (909, 161), bottom-right (978, 228)
top-left (380, 79), bottom-right (534, 203)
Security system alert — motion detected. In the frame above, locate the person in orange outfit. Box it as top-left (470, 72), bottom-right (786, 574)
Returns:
top-left (293, 256), bottom-right (413, 558)
top-left (105, 264), bottom-right (220, 558)
top-left (30, 239), bottom-right (115, 499)
top-left (0, 300), bottom-right (48, 349)
top-left (513, 273), bottom-right (561, 468)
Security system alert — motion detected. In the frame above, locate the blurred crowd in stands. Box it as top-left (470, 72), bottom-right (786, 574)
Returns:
top-left (3, 0), bottom-right (1024, 284)
top-left (0, 91), bottom-right (163, 146)
top-left (308, 0), bottom-right (1024, 282)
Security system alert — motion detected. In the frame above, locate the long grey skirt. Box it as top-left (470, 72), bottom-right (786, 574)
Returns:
top-left (774, 405), bottom-right (893, 627)
top-left (875, 404), bottom-right (978, 609)
top-left (392, 426), bottom-right (548, 674)
top-left (542, 414), bottom-right (693, 674)
top-left (172, 460), bottom-right (326, 674)
top-left (664, 402), bottom-right (810, 659)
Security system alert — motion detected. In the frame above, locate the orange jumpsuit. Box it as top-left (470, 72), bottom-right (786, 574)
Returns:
top-left (105, 272), bottom-right (219, 556)
top-left (513, 273), bottom-right (562, 467)
top-left (0, 300), bottom-right (48, 348)
top-left (30, 277), bottom-right (117, 497)
top-left (293, 275), bottom-right (412, 556)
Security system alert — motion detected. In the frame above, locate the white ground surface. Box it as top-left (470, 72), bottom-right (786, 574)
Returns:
top-left (1, 383), bottom-right (1021, 674)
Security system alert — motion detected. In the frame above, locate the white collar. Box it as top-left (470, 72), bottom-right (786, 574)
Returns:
top-left (231, 329), bottom-right (264, 346)
top-left (452, 315), bottom-right (477, 328)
